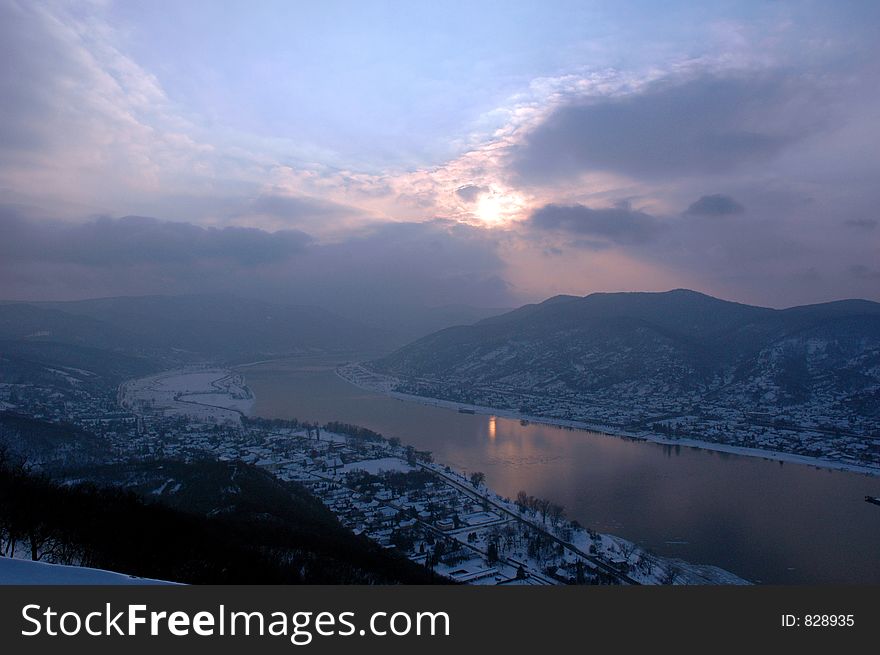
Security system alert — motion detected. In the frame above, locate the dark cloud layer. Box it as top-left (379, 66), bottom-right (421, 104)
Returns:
top-left (290, 219), bottom-right (511, 310)
top-left (512, 72), bottom-right (821, 184)
top-left (684, 194), bottom-right (745, 217)
top-left (1, 2), bottom-right (878, 311)
top-left (0, 208), bottom-right (514, 311)
top-left (527, 203), bottom-right (661, 245)
top-left (0, 212), bottom-right (312, 268)
top-left (844, 218), bottom-right (877, 230)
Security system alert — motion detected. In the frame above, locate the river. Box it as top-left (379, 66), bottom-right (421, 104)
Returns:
top-left (239, 355), bottom-right (880, 584)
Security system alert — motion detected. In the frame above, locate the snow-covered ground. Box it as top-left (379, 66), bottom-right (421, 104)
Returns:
top-left (419, 461), bottom-right (751, 586)
top-left (110, 365), bottom-right (751, 585)
top-left (0, 558), bottom-right (176, 585)
top-left (340, 457), bottom-right (416, 475)
top-left (119, 368), bottom-right (254, 426)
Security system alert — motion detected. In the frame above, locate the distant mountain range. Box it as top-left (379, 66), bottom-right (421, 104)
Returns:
top-left (370, 290), bottom-right (880, 466)
top-left (0, 294), bottom-right (392, 372)
top-left (4, 289), bottom-right (878, 466)
top-left (0, 294), bottom-right (508, 361)
top-left (330, 301), bottom-right (511, 347)
top-left (0, 293), bottom-right (513, 426)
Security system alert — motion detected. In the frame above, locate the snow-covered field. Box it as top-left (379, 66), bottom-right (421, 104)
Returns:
top-left (0, 558), bottom-right (176, 585)
top-left (119, 368), bottom-right (254, 426)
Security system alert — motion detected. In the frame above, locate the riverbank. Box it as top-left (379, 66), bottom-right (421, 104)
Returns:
top-left (233, 357), bottom-right (880, 583)
top-left (337, 363), bottom-right (880, 478)
top-left (121, 365), bottom-right (748, 585)
top-left (119, 367), bottom-right (255, 426)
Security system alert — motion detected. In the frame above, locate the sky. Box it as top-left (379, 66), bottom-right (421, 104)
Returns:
top-left (1, 0), bottom-right (879, 312)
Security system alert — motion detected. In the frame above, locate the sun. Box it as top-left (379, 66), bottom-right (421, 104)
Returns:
top-left (473, 188), bottom-right (526, 225)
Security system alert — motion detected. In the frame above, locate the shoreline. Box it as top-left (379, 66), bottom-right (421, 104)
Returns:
top-left (115, 360), bottom-right (875, 583)
top-left (120, 367), bottom-right (255, 425)
top-left (122, 365), bottom-right (749, 584)
top-left (335, 365), bottom-right (880, 478)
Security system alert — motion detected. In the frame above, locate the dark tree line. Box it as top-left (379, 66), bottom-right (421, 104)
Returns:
top-left (324, 421), bottom-right (384, 442)
top-left (243, 415), bottom-right (324, 438)
top-left (0, 449), bottom-right (442, 584)
top-left (243, 416), bottom-right (302, 430)
top-left (515, 490), bottom-right (566, 526)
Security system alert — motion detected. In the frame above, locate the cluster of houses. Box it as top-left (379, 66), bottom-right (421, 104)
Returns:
top-left (340, 364), bottom-right (879, 472)
top-left (2, 368), bottom-right (749, 585)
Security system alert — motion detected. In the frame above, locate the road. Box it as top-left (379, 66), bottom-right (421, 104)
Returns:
top-left (420, 463), bottom-right (639, 585)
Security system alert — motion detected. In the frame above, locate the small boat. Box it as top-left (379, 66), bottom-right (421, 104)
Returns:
top-left (458, 407), bottom-right (475, 414)
top-left (865, 496), bottom-right (880, 507)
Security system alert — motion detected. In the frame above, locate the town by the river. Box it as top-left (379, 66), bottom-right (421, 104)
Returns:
top-left (240, 354), bottom-right (880, 585)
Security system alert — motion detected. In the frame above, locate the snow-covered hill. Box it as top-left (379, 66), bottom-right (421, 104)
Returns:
top-left (0, 557), bottom-right (175, 585)
top-left (370, 290), bottom-right (880, 468)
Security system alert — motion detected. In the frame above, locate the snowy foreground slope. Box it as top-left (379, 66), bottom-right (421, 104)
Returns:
top-left (0, 558), bottom-right (175, 585)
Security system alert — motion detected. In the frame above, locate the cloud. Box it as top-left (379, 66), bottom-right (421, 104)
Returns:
top-left (0, 208), bottom-right (516, 311)
top-left (0, 210), bottom-right (312, 269)
top-left (247, 194), bottom-right (362, 227)
top-left (843, 218), bottom-right (877, 229)
top-left (0, 2), bottom-right (307, 222)
top-left (510, 72), bottom-right (824, 184)
top-left (294, 219), bottom-right (513, 310)
top-left (0, 2), bottom-right (87, 155)
top-left (454, 184), bottom-right (490, 203)
top-left (1, 2), bottom-right (878, 312)
top-left (849, 264), bottom-right (880, 280)
top-left (684, 194), bottom-right (745, 217)
top-left (526, 203), bottom-right (661, 245)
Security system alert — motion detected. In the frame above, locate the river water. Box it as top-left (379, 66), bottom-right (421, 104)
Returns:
top-left (240, 355), bottom-right (880, 584)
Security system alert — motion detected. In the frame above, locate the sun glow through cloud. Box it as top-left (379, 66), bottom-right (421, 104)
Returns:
top-left (1, 1), bottom-right (879, 308)
top-left (473, 188), bottom-right (528, 226)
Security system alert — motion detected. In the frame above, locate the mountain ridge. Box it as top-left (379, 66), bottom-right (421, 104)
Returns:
top-left (0, 293), bottom-right (388, 361)
top-left (370, 289), bottom-right (880, 467)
